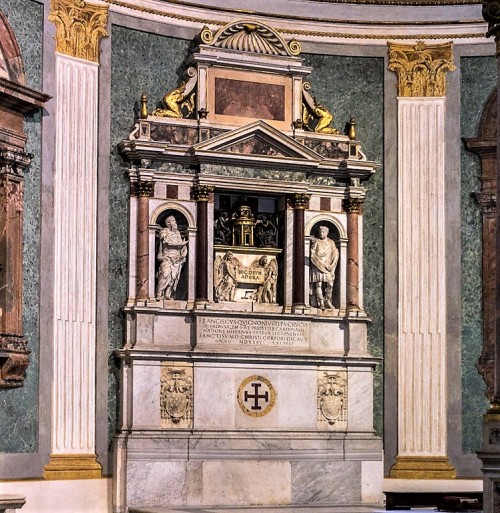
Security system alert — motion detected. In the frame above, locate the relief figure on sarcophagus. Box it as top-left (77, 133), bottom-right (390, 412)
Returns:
top-left (155, 210), bottom-right (189, 301)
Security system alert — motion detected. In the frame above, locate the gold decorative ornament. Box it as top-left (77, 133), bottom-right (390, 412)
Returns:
top-left (151, 67), bottom-right (197, 119)
top-left (140, 94), bottom-right (148, 120)
top-left (388, 41), bottom-right (456, 97)
top-left (200, 20), bottom-right (301, 56)
top-left (237, 375), bottom-right (276, 417)
top-left (348, 117), bottom-right (356, 140)
top-left (302, 82), bottom-right (340, 134)
top-left (49, 0), bottom-right (108, 63)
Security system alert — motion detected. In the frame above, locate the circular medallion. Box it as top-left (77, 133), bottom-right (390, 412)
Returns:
top-left (237, 375), bottom-right (276, 417)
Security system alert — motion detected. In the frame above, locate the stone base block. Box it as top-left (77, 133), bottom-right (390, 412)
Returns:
top-left (43, 454), bottom-right (102, 480)
top-left (388, 456), bottom-right (456, 479)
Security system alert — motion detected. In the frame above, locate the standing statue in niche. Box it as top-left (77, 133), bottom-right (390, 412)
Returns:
top-left (155, 216), bottom-right (188, 300)
top-left (214, 251), bottom-right (240, 302)
top-left (310, 225), bottom-right (339, 310)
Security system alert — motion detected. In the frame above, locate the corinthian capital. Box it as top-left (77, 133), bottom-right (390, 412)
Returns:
top-left (49, 0), bottom-right (108, 63)
top-left (388, 41), bottom-right (455, 97)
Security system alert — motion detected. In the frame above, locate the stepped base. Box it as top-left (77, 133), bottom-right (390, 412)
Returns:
top-left (130, 506), bottom-right (382, 513)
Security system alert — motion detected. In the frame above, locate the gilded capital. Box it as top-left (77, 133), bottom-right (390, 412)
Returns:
top-left (49, 0), bottom-right (109, 63)
top-left (136, 181), bottom-right (155, 198)
top-left (483, 0), bottom-right (500, 55)
top-left (191, 184), bottom-right (214, 202)
top-left (288, 193), bottom-right (310, 210)
top-left (343, 197), bottom-right (364, 214)
top-left (388, 41), bottom-right (455, 97)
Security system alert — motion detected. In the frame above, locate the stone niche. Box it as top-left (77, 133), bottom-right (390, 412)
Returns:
top-left (115, 20), bottom-right (381, 512)
top-left (0, 11), bottom-right (49, 388)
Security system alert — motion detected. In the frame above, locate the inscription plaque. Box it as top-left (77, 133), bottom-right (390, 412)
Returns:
top-left (197, 316), bottom-right (310, 348)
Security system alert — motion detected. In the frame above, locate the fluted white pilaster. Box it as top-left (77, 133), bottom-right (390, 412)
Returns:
top-left (390, 97), bottom-right (455, 478)
top-left (45, 53), bottom-right (101, 479)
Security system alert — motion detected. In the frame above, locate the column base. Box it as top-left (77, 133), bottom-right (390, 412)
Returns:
top-left (44, 454), bottom-right (102, 480)
top-left (389, 456), bottom-right (456, 479)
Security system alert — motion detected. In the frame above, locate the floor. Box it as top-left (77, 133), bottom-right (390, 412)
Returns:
top-left (129, 506), bottom-right (482, 513)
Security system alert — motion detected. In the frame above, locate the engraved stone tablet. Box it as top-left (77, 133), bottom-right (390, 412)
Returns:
top-left (196, 316), bottom-right (310, 349)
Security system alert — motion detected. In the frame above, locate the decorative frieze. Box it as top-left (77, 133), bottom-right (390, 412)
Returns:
top-left (48, 0), bottom-right (108, 63)
top-left (388, 41), bottom-right (455, 97)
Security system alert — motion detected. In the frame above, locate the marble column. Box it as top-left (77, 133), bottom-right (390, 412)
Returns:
top-left (135, 178), bottom-right (155, 300)
top-left (388, 41), bottom-right (456, 478)
top-left (192, 184), bottom-right (213, 303)
top-left (289, 193), bottom-right (309, 310)
top-left (478, 3), bottom-right (500, 511)
top-left (343, 197), bottom-right (363, 313)
top-left (44, 0), bottom-right (108, 479)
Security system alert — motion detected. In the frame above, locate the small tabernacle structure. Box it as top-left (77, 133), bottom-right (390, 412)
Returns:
top-left (115, 20), bottom-right (380, 512)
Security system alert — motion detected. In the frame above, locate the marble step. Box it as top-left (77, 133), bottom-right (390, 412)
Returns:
top-left (130, 506), bottom-right (383, 513)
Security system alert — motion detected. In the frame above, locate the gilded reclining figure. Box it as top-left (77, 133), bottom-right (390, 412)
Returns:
top-left (152, 83), bottom-right (195, 118)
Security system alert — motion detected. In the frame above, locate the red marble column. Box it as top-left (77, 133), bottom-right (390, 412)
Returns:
top-left (289, 193), bottom-right (309, 308)
top-left (135, 180), bottom-right (155, 300)
top-left (192, 184), bottom-right (213, 302)
top-left (343, 197), bottom-right (363, 312)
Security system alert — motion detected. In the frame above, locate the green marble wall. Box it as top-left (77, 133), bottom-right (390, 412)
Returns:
top-left (109, 26), bottom-right (192, 435)
top-left (0, 0), bottom-right (43, 452)
top-left (303, 55), bottom-right (385, 434)
top-left (460, 56), bottom-right (496, 453)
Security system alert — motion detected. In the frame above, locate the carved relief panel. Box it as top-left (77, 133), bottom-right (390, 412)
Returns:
top-left (160, 362), bottom-right (193, 429)
top-left (317, 370), bottom-right (348, 430)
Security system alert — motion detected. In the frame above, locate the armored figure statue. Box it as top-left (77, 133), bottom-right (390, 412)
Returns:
top-left (155, 216), bottom-right (188, 300)
top-left (310, 225), bottom-right (339, 309)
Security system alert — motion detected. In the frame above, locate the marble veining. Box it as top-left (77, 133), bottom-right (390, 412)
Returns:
top-left (0, 0), bottom-right (43, 453)
top-left (303, 54), bottom-right (385, 435)
top-left (460, 56), bottom-right (496, 453)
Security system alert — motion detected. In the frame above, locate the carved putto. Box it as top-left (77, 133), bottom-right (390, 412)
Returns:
top-left (151, 67), bottom-right (197, 119)
top-left (318, 371), bottom-right (347, 427)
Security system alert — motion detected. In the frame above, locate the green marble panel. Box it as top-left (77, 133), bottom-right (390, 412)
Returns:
top-left (109, 26), bottom-right (191, 436)
top-left (460, 56), bottom-right (496, 453)
top-left (0, 0), bottom-right (43, 453)
top-left (303, 54), bottom-right (385, 434)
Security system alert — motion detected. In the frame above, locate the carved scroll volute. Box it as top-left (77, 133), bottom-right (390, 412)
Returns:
top-left (484, 0), bottom-right (500, 55)
top-left (48, 0), bottom-right (109, 63)
top-left (388, 41), bottom-right (455, 97)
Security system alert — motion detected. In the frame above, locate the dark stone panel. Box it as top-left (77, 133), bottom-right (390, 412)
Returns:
top-left (0, 0), bottom-right (43, 453)
top-left (460, 56), bottom-right (496, 453)
top-left (303, 54), bottom-right (385, 434)
top-left (109, 25), bottom-right (191, 437)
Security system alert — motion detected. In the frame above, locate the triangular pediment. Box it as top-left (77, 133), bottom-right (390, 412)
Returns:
top-left (193, 120), bottom-right (323, 164)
